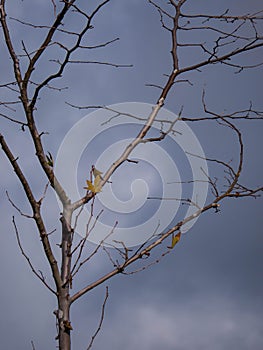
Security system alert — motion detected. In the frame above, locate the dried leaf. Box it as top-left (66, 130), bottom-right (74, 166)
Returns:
top-left (168, 231), bottom-right (181, 249)
top-left (84, 175), bottom-right (102, 193)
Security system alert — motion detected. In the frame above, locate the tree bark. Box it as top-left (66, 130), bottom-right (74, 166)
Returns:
top-left (58, 213), bottom-right (73, 350)
top-left (58, 289), bottom-right (71, 350)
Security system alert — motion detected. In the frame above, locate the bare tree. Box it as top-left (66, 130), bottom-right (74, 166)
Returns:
top-left (0, 1), bottom-right (263, 349)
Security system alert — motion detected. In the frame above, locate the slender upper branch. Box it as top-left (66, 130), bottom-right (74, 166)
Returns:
top-left (0, 1), bottom-right (23, 88)
top-left (30, 0), bottom-right (111, 109)
top-left (23, 0), bottom-right (76, 93)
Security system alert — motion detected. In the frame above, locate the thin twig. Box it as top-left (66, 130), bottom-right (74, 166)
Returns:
top-left (87, 286), bottom-right (109, 350)
top-left (31, 340), bottom-right (36, 350)
top-left (12, 216), bottom-right (56, 295)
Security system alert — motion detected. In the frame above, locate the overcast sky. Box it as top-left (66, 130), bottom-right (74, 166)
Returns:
top-left (0, 1), bottom-right (263, 349)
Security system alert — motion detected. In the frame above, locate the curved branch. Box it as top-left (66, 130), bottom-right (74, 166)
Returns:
top-left (12, 216), bottom-right (56, 295)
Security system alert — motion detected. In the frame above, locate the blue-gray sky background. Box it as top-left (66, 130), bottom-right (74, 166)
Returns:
top-left (0, 1), bottom-right (263, 349)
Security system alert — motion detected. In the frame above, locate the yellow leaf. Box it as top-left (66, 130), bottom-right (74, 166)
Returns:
top-left (84, 175), bottom-right (102, 193)
top-left (170, 231), bottom-right (181, 249)
top-left (85, 180), bottom-right (95, 192)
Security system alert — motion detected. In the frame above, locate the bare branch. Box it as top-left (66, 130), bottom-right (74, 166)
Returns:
top-left (67, 60), bottom-right (132, 68)
top-left (86, 286), bottom-right (109, 350)
top-left (79, 37), bottom-right (120, 49)
top-left (0, 112), bottom-right (27, 127)
top-left (12, 216), bottom-right (56, 295)
top-left (0, 1), bottom-right (23, 88)
top-left (0, 133), bottom-right (62, 290)
top-left (23, 1), bottom-right (76, 94)
top-left (6, 191), bottom-right (33, 218)
top-left (29, 1), bottom-right (111, 108)
top-left (30, 340), bottom-right (36, 350)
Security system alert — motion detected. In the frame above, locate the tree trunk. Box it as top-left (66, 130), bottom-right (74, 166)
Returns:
top-left (58, 213), bottom-right (73, 350)
top-left (58, 289), bottom-right (72, 350)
